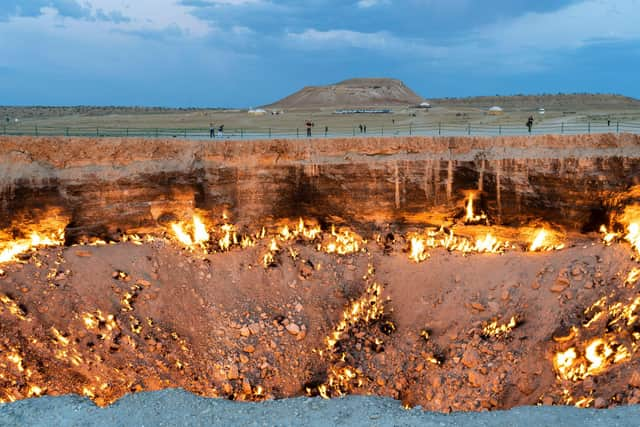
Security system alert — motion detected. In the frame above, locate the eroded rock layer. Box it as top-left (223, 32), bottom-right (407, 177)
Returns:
top-left (0, 134), bottom-right (638, 240)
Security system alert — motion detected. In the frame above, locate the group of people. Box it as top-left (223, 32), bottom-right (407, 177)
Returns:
top-left (209, 123), bottom-right (224, 138)
top-left (358, 124), bottom-right (367, 133)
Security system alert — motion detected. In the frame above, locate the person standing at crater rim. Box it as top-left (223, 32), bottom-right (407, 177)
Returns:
top-left (209, 123), bottom-right (215, 139)
top-left (306, 119), bottom-right (314, 137)
top-left (526, 116), bottom-right (534, 134)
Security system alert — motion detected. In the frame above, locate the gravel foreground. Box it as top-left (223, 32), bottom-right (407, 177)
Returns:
top-left (1, 390), bottom-right (639, 427)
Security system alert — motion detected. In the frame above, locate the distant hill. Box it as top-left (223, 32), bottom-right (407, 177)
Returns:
top-left (264, 78), bottom-right (424, 109)
top-left (430, 94), bottom-right (640, 111)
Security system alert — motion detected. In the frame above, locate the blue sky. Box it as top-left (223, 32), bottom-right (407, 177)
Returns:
top-left (0, 0), bottom-right (639, 107)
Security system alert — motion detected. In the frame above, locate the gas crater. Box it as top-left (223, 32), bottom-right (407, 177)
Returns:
top-left (1, 134), bottom-right (640, 412)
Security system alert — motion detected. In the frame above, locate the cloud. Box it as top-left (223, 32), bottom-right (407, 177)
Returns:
top-left (356, 0), bottom-right (390, 8)
top-left (181, 0), bottom-right (264, 5)
top-left (0, 0), bottom-right (93, 21)
top-left (286, 28), bottom-right (446, 59)
top-left (479, 0), bottom-right (640, 52)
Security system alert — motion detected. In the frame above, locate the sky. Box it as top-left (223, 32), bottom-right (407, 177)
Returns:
top-left (0, 0), bottom-right (639, 107)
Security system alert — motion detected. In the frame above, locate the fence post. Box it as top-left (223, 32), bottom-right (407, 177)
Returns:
top-left (269, 128), bottom-right (271, 138)
top-left (588, 121), bottom-right (591, 134)
top-left (96, 127), bottom-right (99, 137)
top-left (353, 127), bottom-right (355, 136)
top-left (467, 124), bottom-right (471, 135)
top-left (498, 125), bottom-right (501, 135)
top-left (561, 123), bottom-right (564, 134)
top-left (184, 128), bottom-right (187, 138)
top-left (296, 128), bottom-right (299, 138)
top-left (438, 122), bottom-right (441, 136)
top-left (126, 128), bottom-right (129, 137)
top-left (66, 127), bottom-right (69, 136)
top-left (241, 129), bottom-right (244, 139)
top-left (381, 127), bottom-right (384, 136)
top-left (409, 124), bottom-right (412, 136)
top-left (35, 125), bottom-right (38, 136)
top-left (617, 121), bottom-right (619, 134)
top-left (155, 128), bottom-right (158, 138)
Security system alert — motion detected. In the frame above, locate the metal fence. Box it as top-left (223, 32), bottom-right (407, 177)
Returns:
top-left (1, 121), bottom-right (639, 140)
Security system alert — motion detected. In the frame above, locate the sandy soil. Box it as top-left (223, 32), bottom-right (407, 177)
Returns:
top-left (3, 93), bottom-right (639, 134)
top-left (1, 224), bottom-right (640, 412)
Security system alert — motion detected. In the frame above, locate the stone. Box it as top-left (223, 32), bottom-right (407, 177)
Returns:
top-left (594, 397), bottom-right (607, 409)
top-left (286, 323), bottom-right (301, 335)
top-left (629, 371), bottom-right (640, 388)
top-left (471, 302), bottom-right (485, 312)
top-left (243, 345), bottom-right (255, 353)
top-left (227, 364), bottom-right (239, 380)
top-left (248, 323), bottom-right (261, 335)
top-left (240, 327), bottom-right (251, 337)
top-left (461, 348), bottom-right (480, 368)
top-left (542, 396), bottom-right (554, 406)
top-left (468, 370), bottom-right (485, 388)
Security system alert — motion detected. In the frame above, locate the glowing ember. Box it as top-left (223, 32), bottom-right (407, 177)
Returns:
top-left (625, 268), bottom-right (640, 287)
top-left (600, 225), bottom-right (619, 246)
top-left (481, 316), bottom-right (520, 339)
top-left (0, 294), bottom-right (28, 321)
top-left (310, 282), bottom-right (388, 398)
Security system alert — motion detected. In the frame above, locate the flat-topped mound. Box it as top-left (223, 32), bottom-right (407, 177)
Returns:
top-left (264, 78), bottom-right (424, 109)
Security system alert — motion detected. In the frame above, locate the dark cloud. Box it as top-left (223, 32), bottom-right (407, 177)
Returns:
top-left (180, 0), bottom-right (581, 40)
top-left (0, 0), bottom-right (130, 23)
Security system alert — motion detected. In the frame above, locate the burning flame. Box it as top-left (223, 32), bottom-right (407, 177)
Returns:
top-left (321, 225), bottom-right (363, 255)
top-left (409, 236), bottom-right (428, 263)
top-left (0, 229), bottom-right (65, 264)
top-left (625, 222), bottom-right (640, 256)
top-left (262, 238), bottom-right (279, 268)
top-left (170, 215), bottom-right (211, 249)
top-left (171, 223), bottom-right (194, 247)
top-left (407, 228), bottom-right (510, 262)
top-left (463, 193), bottom-right (487, 224)
top-left (553, 294), bottom-right (639, 381)
top-left (617, 205), bottom-right (640, 257)
top-left (529, 228), bottom-right (565, 252)
top-left (193, 216), bottom-right (210, 245)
